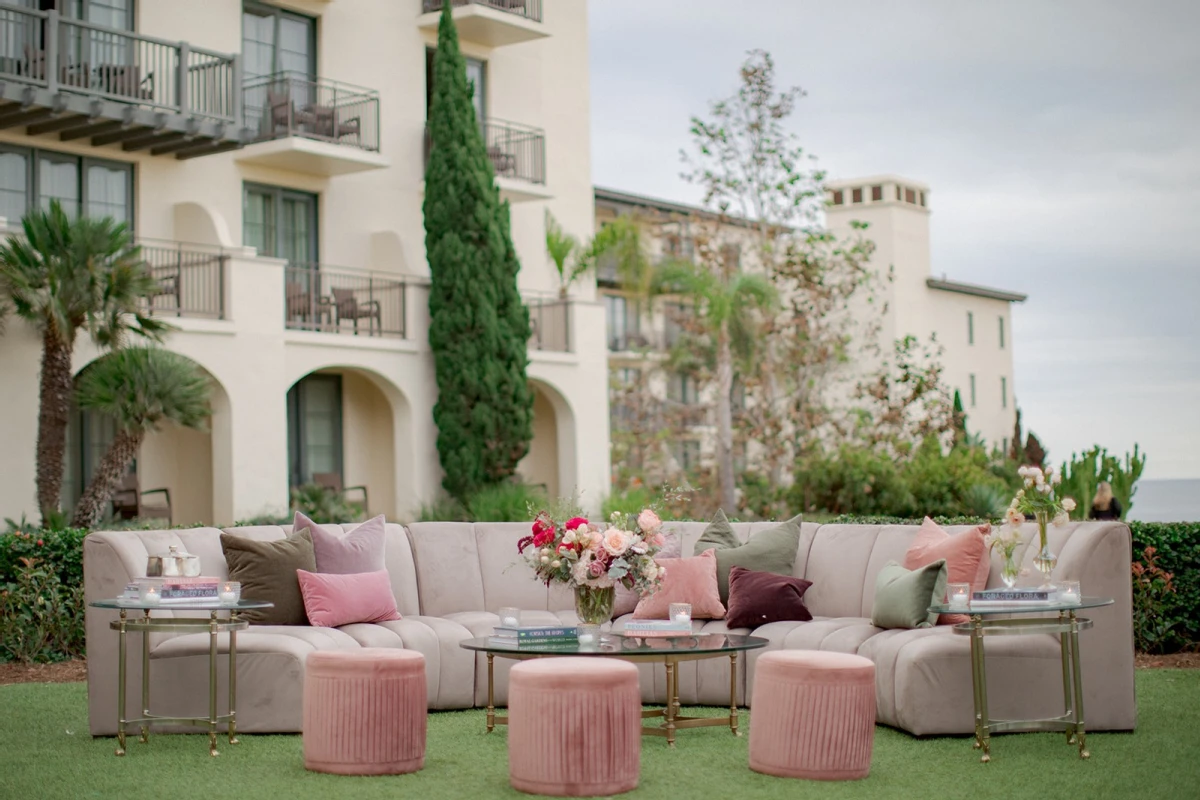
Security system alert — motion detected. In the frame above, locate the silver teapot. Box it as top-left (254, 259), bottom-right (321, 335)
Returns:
top-left (146, 545), bottom-right (201, 578)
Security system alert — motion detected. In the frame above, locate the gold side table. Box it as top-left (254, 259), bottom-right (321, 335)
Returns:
top-left (930, 595), bottom-right (1114, 762)
top-left (89, 598), bottom-right (273, 757)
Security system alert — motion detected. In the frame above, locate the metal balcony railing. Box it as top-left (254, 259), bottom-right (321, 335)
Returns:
top-left (527, 297), bottom-right (571, 352)
top-left (139, 240), bottom-right (227, 320)
top-left (421, 0), bottom-right (543, 23)
top-left (424, 118), bottom-right (546, 185)
top-left (244, 72), bottom-right (380, 151)
top-left (284, 264), bottom-right (408, 338)
top-left (0, 4), bottom-right (239, 122)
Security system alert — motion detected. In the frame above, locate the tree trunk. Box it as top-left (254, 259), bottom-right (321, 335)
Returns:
top-left (71, 428), bottom-right (143, 530)
top-left (716, 319), bottom-right (736, 512)
top-left (35, 329), bottom-right (75, 523)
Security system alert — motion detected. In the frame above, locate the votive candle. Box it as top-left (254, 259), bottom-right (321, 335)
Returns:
top-left (498, 607), bottom-right (521, 628)
top-left (141, 585), bottom-right (160, 605)
top-left (947, 583), bottom-right (970, 610)
top-left (219, 581), bottom-right (240, 604)
top-left (1058, 580), bottom-right (1080, 605)
top-left (669, 603), bottom-right (692, 623)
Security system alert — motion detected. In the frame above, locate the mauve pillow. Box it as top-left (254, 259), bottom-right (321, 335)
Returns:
top-left (903, 517), bottom-right (991, 625)
top-left (724, 566), bottom-right (813, 629)
top-left (632, 549), bottom-right (725, 620)
top-left (296, 569), bottom-right (402, 628)
top-left (296, 510), bottom-right (387, 574)
top-left (613, 530), bottom-right (682, 617)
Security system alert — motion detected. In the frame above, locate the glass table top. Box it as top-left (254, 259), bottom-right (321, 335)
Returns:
top-left (90, 598), bottom-right (274, 611)
top-left (461, 633), bottom-right (769, 656)
top-left (929, 596), bottom-right (1113, 616)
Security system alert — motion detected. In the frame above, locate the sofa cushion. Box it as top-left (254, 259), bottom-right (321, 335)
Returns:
top-left (903, 517), bottom-right (991, 624)
top-left (299, 511), bottom-right (386, 574)
top-left (297, 568), bottom-right (402, 627)
top-left (870, 560), bottom-right (947, 629)
top-left (220, 527), bottom-right (316, 625)
top-left (406, 522), bottom-right (486, 616)
top-left (725, 566), bottom-right (813, 629)
top-left (694, 511), bottom-right (802, 603)
top-left (633, 549), bottom-right (724, 619)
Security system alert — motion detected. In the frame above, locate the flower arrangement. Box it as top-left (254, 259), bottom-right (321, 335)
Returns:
top-left (985, 526), bottom-right (1023, 588)
top-left (1005, 465), bottom-right (1077, 587)
top-left (518, 509), bottom-right (668, 595)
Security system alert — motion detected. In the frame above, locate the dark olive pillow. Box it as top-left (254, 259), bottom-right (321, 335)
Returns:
top-left (220, 528), bottom-right (316, 625)
top-left (694, 509), bottom-right (803, 604)
top-left (724, 566), bottom-right (813, 629)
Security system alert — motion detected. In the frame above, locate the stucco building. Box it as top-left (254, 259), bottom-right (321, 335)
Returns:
top-left (0, 0), bottom-right (607, 525)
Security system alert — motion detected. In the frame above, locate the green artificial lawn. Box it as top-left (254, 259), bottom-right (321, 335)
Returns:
top-left (2, 672), bottom-right (1199, 799)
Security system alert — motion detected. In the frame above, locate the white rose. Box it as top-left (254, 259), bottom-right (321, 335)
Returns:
top-left (1052, 472), bottom-right (1062, 485)
top-left (1053, 512), bottom-right (1069, 527)
top-left (1018, 466), bottom-right (1029, 477)
top-left (1039, 483), bottom-right (1052, 494)
top-left (1062, 498), bottom-right (1077, 512)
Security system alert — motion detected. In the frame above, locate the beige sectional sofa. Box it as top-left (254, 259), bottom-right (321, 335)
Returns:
top-left (83, 519), bottom-right (1136, 738)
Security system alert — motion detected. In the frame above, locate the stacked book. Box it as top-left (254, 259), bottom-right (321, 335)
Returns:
top-left (157, 576), bottom-right (221, 603)
top-left (622, 619), bottom-right (694, 637)
top-left (488, 625), bottom-right (579, 649)
top-left (969, 589), bottom-right (1052, 606)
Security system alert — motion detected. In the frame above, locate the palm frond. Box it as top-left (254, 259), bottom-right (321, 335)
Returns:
top-left (75, 347), bottom-right (212, 434)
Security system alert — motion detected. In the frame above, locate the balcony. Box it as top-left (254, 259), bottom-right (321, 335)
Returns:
top-left (284, 264), bottom-right (409, 339)
top-left (0, 5), bottom-right (241, 158)
top-left (424, 119), bottom-right (549, 202)
top-left (140, 240), bottom-right (227, 319)
top-left (237, 72), bottom-right (385, 176)
top-left (417, 0), bottom-right (547, 48)
top-left (527, 296), bottom-right (571, 352)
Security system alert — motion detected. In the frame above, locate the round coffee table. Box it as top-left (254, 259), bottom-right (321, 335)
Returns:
top-left (461, 632), bottom-right (768, 746)
top-left (928, 596), bottom-right (1114, 762)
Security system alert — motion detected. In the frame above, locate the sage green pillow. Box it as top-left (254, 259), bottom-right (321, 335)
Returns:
top-left (694, 510), bottom-right (802, 604)
top-left (870, 559), bottom-right (948, 630)
top-left (220, 527), bottom-right (316, 625)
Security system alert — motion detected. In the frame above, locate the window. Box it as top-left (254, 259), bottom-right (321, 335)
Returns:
top-left (665, 231), bottom-right (694, 260)
top-left (1001, 376), bottom-right (1008, 409)
top-left (999, 316), bottom-right (1005, 349)
top-left (967, 311), bottom-right (974, 345)
top-left (895, 185), bottom-right (902, 201)
top-left (0, 145), bottom-right (133, 224)
top-left (62, 402), bottom-right (121, 513)
top-left (721, 243), bottom-right (741, 271)
top-left (243, 183), bottom-right (317, 263)
top-left (1002, 437), bottom-right (1009, 456)
top-left (668, 372), bottom-right (697, 405)
top-left (918, 191), bottom-right (926, 207)
top-left (905, 188), bottom-right (916, 204)
top-left (672, 440), bottom-right (700, 471)
top-left (616, 367), bottom-right (640, 387)
top-left (830, 189), bottom-right (843, 205)
top-left (871, 185), bottom-right (882, 202)
top-left (851, 187), bottom-right (863, 204)
top-left (425, 48), bottom-right (486, 123)
top-left (287, 374), bottom-right (342, 488)
top-left (604, 294), bottom-right (639, 351)
top-left (969, 374), bottom-right (976, 408)
top-left (663, 301), bottom-right (688, 347)
top-left (243, 2), bottom-right (316, 82)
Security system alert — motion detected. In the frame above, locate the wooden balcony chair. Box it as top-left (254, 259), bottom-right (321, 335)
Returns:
top-left (111, 473), bottom-right (172, 525)
top-left (312, 472), bottom-right (368, 513)
top-left (266, 88), bottom-right (317, 135)
top-left (487, 145), bottom-right (517, 176)
top-left (96, 64), bottom-right (153, 100)
top-left (331, 287), bottom-right (381, 335)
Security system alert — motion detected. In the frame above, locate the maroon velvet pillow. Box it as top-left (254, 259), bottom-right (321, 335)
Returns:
top-left (724, 566), bottom-right (813, 629)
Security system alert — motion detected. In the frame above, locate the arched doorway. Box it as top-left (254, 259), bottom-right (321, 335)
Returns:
top-left (519, 380), bottom-right (577, 502)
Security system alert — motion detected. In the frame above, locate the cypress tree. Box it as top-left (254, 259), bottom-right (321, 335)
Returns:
top-left (424, 4), bottom-right (532, 500)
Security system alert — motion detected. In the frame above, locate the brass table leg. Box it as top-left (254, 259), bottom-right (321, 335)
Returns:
top-left (228, 612), bottom-right (239, 744)
top-left (664, 659), bottom-right (677, 748)
top-left (969, 615), bottom-right (991, 763)
top-left (1069, 612), bottom-right (1089, 759)
top-left (729, 652), bottom-right (740, 736)
top-left (116, 609), bottom-right (127, 756)
top-left (208, 611), bottom-right (219, 757)
top-left (486, 653), bottom-right (496, 733)
top-left (1059, 611), bottom-right (1076, 745)
top-left (140, 609), bottom-right (150, 744)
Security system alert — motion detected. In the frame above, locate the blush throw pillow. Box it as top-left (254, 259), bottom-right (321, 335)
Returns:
top-left (870, 559), bottom-right (947, 630)
top-left (724, 566), bottom-right (813, 629)
top-left (612, 529), bottom-right (682, 617)
top-left (693, 510), bottom-right (803, 605)
top-left (297, 569), bottom-right (402, 627)
top-left (220, 528), bottom-right (316, 625)
top-left (903, 517), bottom-right (991, 625)
top-left (297, 510), bottom-right (387, 574)
top-left (632, 549), bottom-right (725, 620)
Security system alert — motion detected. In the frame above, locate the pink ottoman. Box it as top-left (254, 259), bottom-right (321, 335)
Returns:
top-left (303, 649), bottom-right (427, 776)
top-left (508, 657), bottom-right (641, 797)
top-left (749, 651), bottom-right (876, 780)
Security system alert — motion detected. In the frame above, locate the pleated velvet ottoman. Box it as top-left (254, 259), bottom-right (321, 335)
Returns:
top-left (303, 649), bottom-right (427, 776)
top-left (508, 657), bottom-right (641, 797)
top-left (749, 651), bottom-right (876, 780)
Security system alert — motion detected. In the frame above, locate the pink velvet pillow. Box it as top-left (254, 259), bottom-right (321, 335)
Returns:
top-left (903, 517), bottom-right (991, 624)
top-left (296, 569), bottom-right (401, 627)
top-left (632, 549), bottom-right (725, 620)
top-left (613, 530), bottom-right (682, 617)
top-left (295, 511), bottom-right (387, 575)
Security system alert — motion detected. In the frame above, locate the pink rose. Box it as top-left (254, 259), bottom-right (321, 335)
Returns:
top-left (637, 509), bottom-right (662, 532)
top-left (587, 559), bottom-right (606, 578)
top-left (565, 516), bottom-right (589, 531)
top-left (648, 532), bottom-right (665, 548)
top-left (602, 528), bottom-right (631, 556)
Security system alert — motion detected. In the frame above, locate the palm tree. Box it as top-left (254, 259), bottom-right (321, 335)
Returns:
top-left (0, 201), bottom-right (170, 523)
top-left (657, 258), bottom-right (778, 511)
top-left (545, 212), bottom-right (648, 298)
top-left (70, 347), bottom-right (211, 529)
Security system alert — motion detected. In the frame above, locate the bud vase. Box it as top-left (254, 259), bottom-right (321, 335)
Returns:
top-left (574, 585), bottom-right (616, 625)
top-left (1032, 511), bottom-right (1058, 590)
top-left (1001, 551), bottom-right (1020, 589)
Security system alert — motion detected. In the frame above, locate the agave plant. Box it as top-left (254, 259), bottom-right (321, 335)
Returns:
top-left (70, 347), bottom-right (210, 529)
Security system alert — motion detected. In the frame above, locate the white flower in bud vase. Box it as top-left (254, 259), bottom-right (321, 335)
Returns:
top-left (1052, 471), bottom-right (1062, 485)
top-left (1062, 497), bottom-right (1077, 512)
top-left (1053, 511), bottom-right (1070, 526)
top-left (1018, 466), bottom-right (1030, 477)
top-left (1039, 483), bottom-right (1052, 494)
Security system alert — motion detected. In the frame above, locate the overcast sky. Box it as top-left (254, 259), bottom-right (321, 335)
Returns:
top-left (588, 0), bottom-right (1200, 479)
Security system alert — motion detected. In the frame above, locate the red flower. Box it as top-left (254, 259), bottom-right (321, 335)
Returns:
top-left (533, 529), bottom-right (555, 547)
top-left (565, 517), bottom-right (588, 531)
top-left (36, 539), bottom-right (43, 546)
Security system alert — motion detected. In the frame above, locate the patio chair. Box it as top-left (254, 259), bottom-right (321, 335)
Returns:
top-left (331, 287), bottom-right (381, 335)
top-left (312, 472), bottom-right (368, 513)
top-left (111, 473), bottom-right (172, 525)
top-left (267, 88), bottom-right (317, 135)
top-left (306, 103), bottom-right (362, 143)
top-left (147, 265), bottom-right (181, 314)
top-left (22, 45), bottom-right (89, 87)
top-left (96, 64), bottom-right (154, 100)
top-left (487, 145), bottom-right (516, 176)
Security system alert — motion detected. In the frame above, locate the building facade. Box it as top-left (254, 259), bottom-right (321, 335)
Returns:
top-left (0, 0), bottom-right (609, 526)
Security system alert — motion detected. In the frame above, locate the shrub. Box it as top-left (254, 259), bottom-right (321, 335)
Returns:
top-left (1131, 546), bottom-right (1179, 654)
top-left (0, 524), bottom-right (87, 587)
top-left (1130, 522), bottom-right (1200, 653)
top-left (0, 556), bottom-right (85, 663)
top-left (790, 445), bottom-right (912, 516)
top-left (289, 484), bottom-right (364, 524)
top-left (466, 483), bottom-right (547, 522)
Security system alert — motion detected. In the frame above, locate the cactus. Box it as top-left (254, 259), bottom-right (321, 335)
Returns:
top-left (1105, 444), bottom-right (1145, 519)
top-left (1059, 444), bottom-right (1146, 521)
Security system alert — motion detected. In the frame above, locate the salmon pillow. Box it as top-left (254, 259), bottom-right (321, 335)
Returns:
top-left (903, 517), bottom-right (991, 624)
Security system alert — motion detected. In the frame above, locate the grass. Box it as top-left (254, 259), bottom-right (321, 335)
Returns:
top-left (2, 671), bottom-right (1199, 799)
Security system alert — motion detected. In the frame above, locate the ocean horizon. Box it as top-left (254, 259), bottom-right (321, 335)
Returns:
top-left (1128, 479), bottom-right (1200, 523)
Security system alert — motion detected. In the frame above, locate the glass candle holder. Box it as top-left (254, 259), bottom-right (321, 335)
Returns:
top-left (946, 583), bottom-right (971, 610)
top-left (498, 607), bottom-right (521, 628)
top-left (138, 581), bottom-right (161, 605)
top-left (577, 623), bottom-right (601, 646)
top-left (219, 581), bottom-right (241, 604)
top-left (669, 602), bottom-right (692, 623)
top-left (1058, 580), bottom-right (1081, 605)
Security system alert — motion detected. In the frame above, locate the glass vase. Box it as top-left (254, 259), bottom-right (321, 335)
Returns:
top-left (1001, 551), bottom-right (1020, 589)
top-left (1032, 511), bottom-right (1058, 590)
top-left (574, 585), bottom-right (616, 625)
